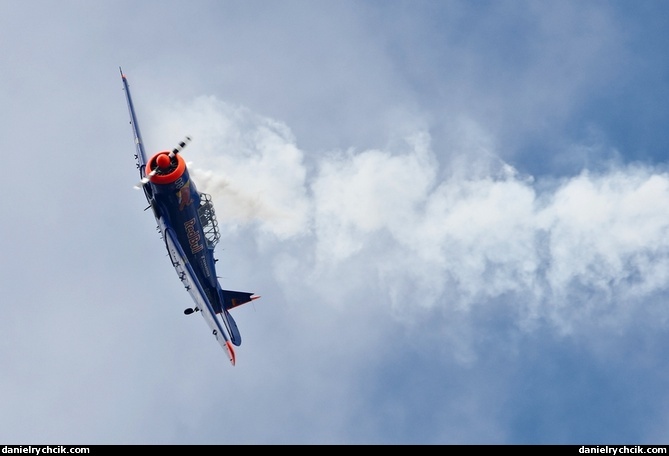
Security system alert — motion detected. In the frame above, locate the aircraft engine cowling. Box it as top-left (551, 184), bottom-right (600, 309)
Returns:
top-left (145, 150), bottom-right (187, 185)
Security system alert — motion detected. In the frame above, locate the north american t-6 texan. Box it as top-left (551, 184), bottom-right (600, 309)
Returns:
top-left (120, 68), bottom-right (260, 366)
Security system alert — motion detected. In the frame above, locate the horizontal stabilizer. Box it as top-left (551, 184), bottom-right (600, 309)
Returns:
top-left (219, 290), bottom-right (260, 347)
top-left (220, 289), bottom-right (260, 310)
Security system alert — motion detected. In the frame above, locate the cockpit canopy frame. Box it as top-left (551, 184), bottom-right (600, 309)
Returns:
top-left (197, 192), bottom-right (221, 248)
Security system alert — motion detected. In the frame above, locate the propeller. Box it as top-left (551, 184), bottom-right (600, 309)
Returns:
top-left (135, 136), bottom-right (191, 189)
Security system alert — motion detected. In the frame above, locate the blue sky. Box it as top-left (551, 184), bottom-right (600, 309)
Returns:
top-left (2, 0), bottom-right (669, 444)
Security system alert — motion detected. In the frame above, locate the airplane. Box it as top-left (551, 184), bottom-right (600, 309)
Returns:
top-left (120, 68), bottom-right (260, 366)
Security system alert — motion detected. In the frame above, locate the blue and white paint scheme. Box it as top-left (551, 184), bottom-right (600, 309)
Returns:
top-left (121, 68), bottom-right (259, 366)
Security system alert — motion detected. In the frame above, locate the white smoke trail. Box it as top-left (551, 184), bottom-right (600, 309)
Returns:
top-left (152, 96), bottom-right (312, 241)
top-left (151, 96), bottom-right (669, 340)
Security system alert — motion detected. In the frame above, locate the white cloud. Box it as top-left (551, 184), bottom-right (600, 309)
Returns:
top-left (148, 96), bottom-right (311, 241)
top-left (2, 0), bottom-right (668, 445)
top-left (149, 97), bottom-right (669, 353)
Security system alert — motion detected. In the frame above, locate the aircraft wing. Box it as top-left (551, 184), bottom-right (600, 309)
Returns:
top-left (163, 222), bottom-right (238, 365)
top-left (120, 68), bottom-right (149, 179)
top-left (121, 68), bottom-right (258, 366)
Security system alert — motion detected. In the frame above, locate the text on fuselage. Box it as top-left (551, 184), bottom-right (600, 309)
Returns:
top-left (184, 218), bottom-right (204, 254)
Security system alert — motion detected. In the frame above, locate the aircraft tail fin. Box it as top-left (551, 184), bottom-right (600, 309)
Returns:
top-left (221, 309), bottom-right (242, 347)
top-left (218, 290), bottom-right (260, 347)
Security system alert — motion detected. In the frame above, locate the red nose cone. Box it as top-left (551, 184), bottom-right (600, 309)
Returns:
top-left (146, 150), bottom-right (186, 184)
top-left (156, 154), bottom-right (171, 169)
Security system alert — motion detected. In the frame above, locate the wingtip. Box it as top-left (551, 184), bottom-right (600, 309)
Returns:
top-left (225, 340), bottom-right (236, 366)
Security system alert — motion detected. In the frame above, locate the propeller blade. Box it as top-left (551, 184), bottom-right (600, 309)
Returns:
top-left (170, 136), bottom-right (191, 157)
top-left (133, 136), bottom-right (191, 188)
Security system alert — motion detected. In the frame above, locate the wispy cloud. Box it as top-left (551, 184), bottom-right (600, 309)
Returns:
top-left (149, 97), bottom-right (669, 365)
